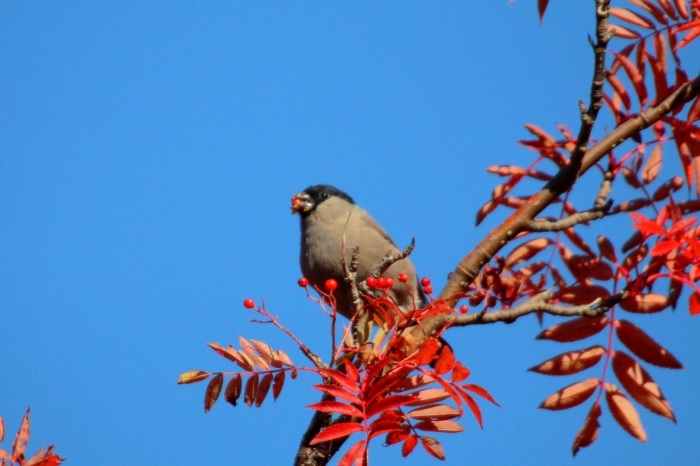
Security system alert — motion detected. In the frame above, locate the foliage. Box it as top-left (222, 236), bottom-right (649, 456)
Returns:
top-left (181, 0), bottom-right (700, 463)
top-left (0, 408), bottom-right (64, 466)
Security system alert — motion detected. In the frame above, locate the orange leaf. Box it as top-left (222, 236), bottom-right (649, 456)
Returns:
top-left (11, 408), bottom-right (30, 463)
top-left (178, 370), bottom-right (211, 385)
top-left (610, 7), bottom-right (656, 29)
top-left (605, 382), bottom-right (647, 442)
top-left (572, 401), bottom-right (602, 456)
top-left (536, 315), bottom-right (609, 342)
top-left (674, 0), bottom-right (689, 19)
top-left (402, 435), bottom-right (419, 457)
top-left (204, 373), bottom-right (223, 413)
top-left (456, 386), bottom-right (484, 428)
top-left (433, 345), bottom-right (455, 375)
top-left (338, 440), bottom-right (366, 466)
top-left (408, 404), bottom-right (460, 421)
top-left (612, 51), bottom-right (648, 106)
top-left (310, 422), bottom-right (365, 445)
top-left (612, 351), bottom-right (676, 421)
top-left (404, 388), bottom-right (451, 407)
top-left (641, 144), bottom-right (663, 184)
top-left (616, 319), bottom-right (683, 368)
top-left (272, 371), bottom-right (285, 401)
top-left (619, 293), bottom-right (670, 313)
top-left (540, 378), bottom-right (600, 410)
top-left (224, 374), bottom-right (242, 406)
top-left (393, 374), bottom-right (436, 392)
top-left (504, 238), bottom-right (553, 268)
top-left (609, 23), bottom-right (641, 39)
top-left (421, 436), bottom-right (445, 460)
top-left (244, 374), bottom-right (259, 407)
top-left (414, 419), bottom-right (464, 433)
top-left (528, 345), bottom-right (606, 376)
top-left (207, 343), bottom-right (253, 371)
top-left (308, 401), bottom-right (364, 418)
top-left (255, 373), bottom-right (273, 407)
top-left (629, 0), bottom-right (668, 24)
top-left (0, 417), bottom-right (4, 442)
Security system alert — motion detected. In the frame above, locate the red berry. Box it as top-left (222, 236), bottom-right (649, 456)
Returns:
top-left (243, 299), bottom-right (255, 309)
top-left (397, 273), bottom-right (408, 283)
top-left (460, 305), bottom-right (468, 314)
top-left (423, 285), bottom-right (433, 294)
top-left (420, 277), bottom-right (431, 287)
top-left (366, 276), bottom-right (377, 288)
top-left (376, 277), bottom-right (388, 289)
top-left (385, 277), bottom-right (394, 288)
top-left (325, 279), bottom-right (338, 292)
top-left (298, 277), bottom-right (309, 287)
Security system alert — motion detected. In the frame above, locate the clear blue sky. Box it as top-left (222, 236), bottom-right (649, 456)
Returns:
top-left (2, 2), bottom-right (699, 465)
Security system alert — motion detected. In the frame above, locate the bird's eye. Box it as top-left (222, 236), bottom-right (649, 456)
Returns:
top-left (321, 192), bottom-right (329, 199)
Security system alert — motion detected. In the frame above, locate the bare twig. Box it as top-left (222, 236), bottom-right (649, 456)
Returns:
top-left (373, 238), bottom-right (416, 278)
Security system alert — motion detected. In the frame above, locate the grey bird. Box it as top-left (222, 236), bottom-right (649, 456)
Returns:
top-left (290, 184), bottom-right (425, 320)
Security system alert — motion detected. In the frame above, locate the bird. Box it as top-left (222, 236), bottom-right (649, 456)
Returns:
top-left (290, 184), bottom-right (425, 320)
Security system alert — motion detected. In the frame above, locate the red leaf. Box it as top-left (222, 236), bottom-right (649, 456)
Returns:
top-left (572, 401), bottom-right (602, 456)
top-left (612, 51), bottom-right (648, 106)
top-left (320, 369), bottom-right (360, 394)
top-left (605, 382), bottom-right (647, 442)
top-left (628, 0), bottom-right (668, 25)
top-left (612, 351), bottom-right (676, 421)
top-left (420, 436), bottom-right (445, 460)
top-left (308, 401), bottom-right (364, 418)
top-left (204, 373), bottom-right (223, 413)
top-left (619, 293), bottom-right (670, 313)
top-left (11, 408), bottom-right (30, 463)
top-left (674, 0), bottom-right (690, 20)
top-left (456, 386), bottom-right (484, 428)
top-left (540, 378), bottom-right (600, 410)
top-left (337, 440), bottom-right (366, 466)
top-left (688, 96), bottom-right (700, 123)
top-left (536, 316), bottom-right (610, 342)
top-left (368, 418), bottom-right (403, 440)
top-left (451, 362), bottom-right (470, 383)
top-left (414, 339), bottom-right (439, 366)
top-left (616, 319), bottom-right (683, 368)
top-left (463, 384), bottom-right (500, 407)
top-left (402, 435), bottom-right (419, 457)
top-left (272, 371), bottom-right (285, 401)
top-left (678, 26), bottom-right (700, 49)
top-left (313, 384), bottom-right (362, 405)
top-left (366, 394), bottom-right (417, 419)
top-left (504, 238), bottom-right (553, 268)
top-left (244, 374), bottom-right (259, 407)
top-left (255, 373), bottom-right (273, 407)
top-left (224, 374), bottom-right (242, 406)
top-left (405, 388), bottom-right (451, 407)
top-left (528, 346), bottom-right (606, 376)
top-left (538, 0), bottom-right (549, 23)
top-left (691, 292), bottom-right (700, 316)
top-left (609, 23), bottom-right (642, 39)
top-left (364, 365), bottom-right (413, 403)
top-left (433, 345), bottom-right (455, 375)
top-left (310, 422), bottom-right (365, 445)
top-left (557, 284), bottom-right (610, 305)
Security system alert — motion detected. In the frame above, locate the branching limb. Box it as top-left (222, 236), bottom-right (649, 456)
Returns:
top-left (295, 394), bottom-right (336, 466)
top-left (450, 291), bottom-right (625, 326)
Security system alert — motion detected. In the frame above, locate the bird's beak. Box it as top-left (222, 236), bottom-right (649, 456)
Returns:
top-left (291, 192), bottom-right (313, 214)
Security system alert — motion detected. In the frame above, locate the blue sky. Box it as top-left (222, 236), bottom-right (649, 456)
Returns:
top-left (2, 2), bottom-right (699, 465)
